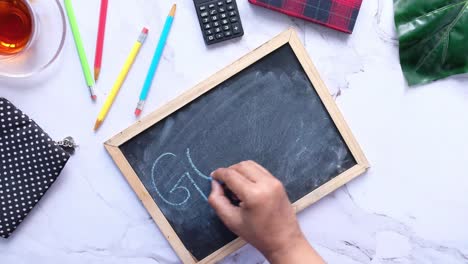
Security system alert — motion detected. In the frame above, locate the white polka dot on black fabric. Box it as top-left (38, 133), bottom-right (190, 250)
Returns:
top-left (0, 98), bottom-right (70, 238)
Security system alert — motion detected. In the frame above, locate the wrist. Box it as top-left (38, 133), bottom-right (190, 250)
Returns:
top-left (265, 234), bottom-right (310, 264)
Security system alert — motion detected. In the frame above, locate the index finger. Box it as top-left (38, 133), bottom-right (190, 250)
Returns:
top-left (211, 167), bottom-right (252, 200)
top-left (230, 160), bottom-right (271, 183)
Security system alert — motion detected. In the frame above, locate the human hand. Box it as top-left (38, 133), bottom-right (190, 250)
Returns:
top-left (209, 161), bottom-right (324, 264)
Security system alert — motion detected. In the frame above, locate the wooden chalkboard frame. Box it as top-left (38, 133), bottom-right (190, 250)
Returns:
top-left (105, 28), bottom-right (369, 264)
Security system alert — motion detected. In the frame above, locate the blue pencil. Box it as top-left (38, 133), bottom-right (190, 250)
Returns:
top-left (135, 4), bottom-right (176, 116)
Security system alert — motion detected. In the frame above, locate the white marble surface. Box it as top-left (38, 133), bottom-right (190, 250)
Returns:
top-left (1, 0), bottom-right (468, 263)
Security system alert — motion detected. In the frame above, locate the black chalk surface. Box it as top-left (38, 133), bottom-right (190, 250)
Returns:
top-left (120, 45), bottom-right (356, 260)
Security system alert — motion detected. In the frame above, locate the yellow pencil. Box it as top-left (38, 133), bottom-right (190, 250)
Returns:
top-left (94, 27), bottom-right (149, 131)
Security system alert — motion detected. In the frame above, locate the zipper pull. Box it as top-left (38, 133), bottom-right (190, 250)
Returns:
top-left (56, 136), bottom-right (78, 155)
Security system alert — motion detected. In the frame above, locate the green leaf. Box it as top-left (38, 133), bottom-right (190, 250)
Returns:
top-left (394, 0), bottom-right (468, 86)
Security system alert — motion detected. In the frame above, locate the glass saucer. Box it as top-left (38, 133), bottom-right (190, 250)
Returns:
top-left (0, 0), bottom-right (66, 79)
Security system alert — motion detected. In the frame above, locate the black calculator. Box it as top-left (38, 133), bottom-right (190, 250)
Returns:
top-left (193, 0), bottom-right (244, 45)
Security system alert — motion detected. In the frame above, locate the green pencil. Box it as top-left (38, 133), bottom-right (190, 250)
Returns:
top-left (64, 0), bottom-right (96, 100)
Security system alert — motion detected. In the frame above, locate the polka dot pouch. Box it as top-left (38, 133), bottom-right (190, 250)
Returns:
top-left (0, 98), bottom-right (73, 238)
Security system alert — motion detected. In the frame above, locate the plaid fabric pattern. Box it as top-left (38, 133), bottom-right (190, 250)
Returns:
top-left (249, 0), bottom-right (362, 33)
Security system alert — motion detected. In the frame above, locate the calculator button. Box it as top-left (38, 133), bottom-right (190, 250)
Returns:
top-left (232, 23), bottom-right (241, 34)
top-left (197, 0), bottom-right (242, 45)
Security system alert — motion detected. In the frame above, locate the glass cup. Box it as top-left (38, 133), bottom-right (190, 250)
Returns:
top-left (0, 0), bottom-right (37, 56)
top-left (0, 0), bottom-right (66, 79)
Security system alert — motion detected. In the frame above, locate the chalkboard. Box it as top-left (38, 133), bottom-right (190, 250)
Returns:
top-left (105, 29), bottom-right (368, 264)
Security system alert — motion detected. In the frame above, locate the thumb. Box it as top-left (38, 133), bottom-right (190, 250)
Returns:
top-left (208, 180), bottom-right (242, 232)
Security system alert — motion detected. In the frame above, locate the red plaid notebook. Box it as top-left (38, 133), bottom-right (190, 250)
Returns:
top-left (249, 0), bottom-right (362, 33)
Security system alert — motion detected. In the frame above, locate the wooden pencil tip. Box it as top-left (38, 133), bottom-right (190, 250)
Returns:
top-left (94, 120), bottom-right (102, 131)
top-left (94, 68), bottom-right (101, 81)
top-left (169, 4), bottom-right (176, 16)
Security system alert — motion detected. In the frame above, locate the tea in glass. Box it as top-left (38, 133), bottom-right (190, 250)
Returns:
top-left (0, 0), bottom-right (35, 55)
